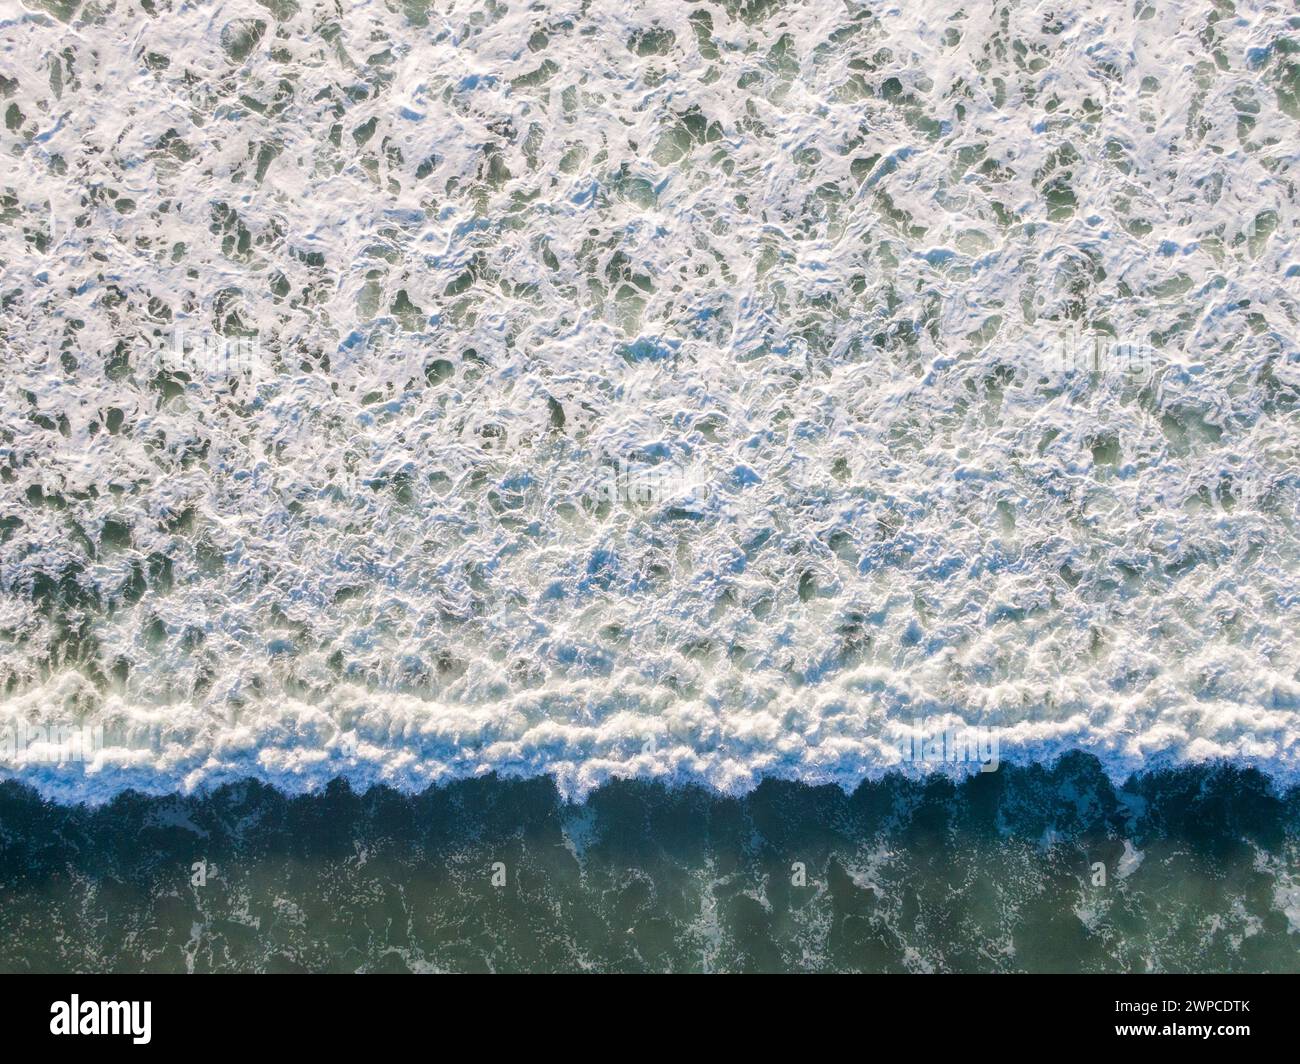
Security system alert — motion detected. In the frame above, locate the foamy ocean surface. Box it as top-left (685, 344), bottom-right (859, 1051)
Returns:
top-left (1, 0), bottom-right (1299, 971)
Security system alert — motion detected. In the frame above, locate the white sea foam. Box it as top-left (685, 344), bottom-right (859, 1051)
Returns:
top-left (1, 0), bottom-right (1298, 802)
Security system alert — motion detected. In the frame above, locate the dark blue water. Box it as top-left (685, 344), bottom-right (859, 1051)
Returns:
top-left (1, 753), bottom-right (1297, 972)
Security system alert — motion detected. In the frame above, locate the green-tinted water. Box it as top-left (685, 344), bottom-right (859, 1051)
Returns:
top-left (1, 755), bottom-right (1296, 973)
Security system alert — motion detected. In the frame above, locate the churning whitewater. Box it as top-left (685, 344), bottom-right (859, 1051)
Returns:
top-left (0, 0), bottom-right (1298, 802)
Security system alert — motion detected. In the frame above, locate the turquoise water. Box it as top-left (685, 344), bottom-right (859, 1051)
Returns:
top-left (2, 756), bottom-right (1296, 973)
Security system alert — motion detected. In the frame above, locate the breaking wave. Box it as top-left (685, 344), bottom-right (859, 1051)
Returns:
top-left (1, 0), bottom-right (1298, 803)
